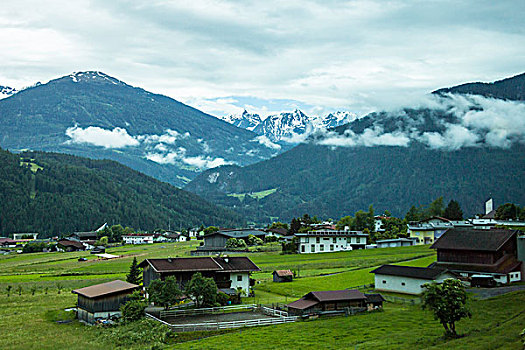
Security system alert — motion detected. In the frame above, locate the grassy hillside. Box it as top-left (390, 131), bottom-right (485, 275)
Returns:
top-left (0, 244), bottom-right (522, 349)
top-left (0, 149), bottom-right (243, 237)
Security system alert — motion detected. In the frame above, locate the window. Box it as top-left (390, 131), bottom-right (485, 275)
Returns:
top-left (304, 237), bottom-right (309, 243)
top-left (301, 245), bottom-right (305, 253)
top-left (237, 275), bottom-right (243, 281)
top-left (320, 245), bottom-right (324, 252)
top-left (311, 245), bottom-right (315, 252)
top-left (330, 244), bottom-right (334, 251)
top-left (356, 237), bottom-right (361, 243)
top-left (401, 282), bottom-right (405, 286)
top-left (382, 280), bottom-right (386, 284)
top-left (316, 237), bottom-right (320, 243)
top-left (333, 237), bottom-right (337, 243)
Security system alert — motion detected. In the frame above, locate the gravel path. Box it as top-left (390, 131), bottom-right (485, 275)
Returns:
top-left (467, 284), bottom-right (525, 299)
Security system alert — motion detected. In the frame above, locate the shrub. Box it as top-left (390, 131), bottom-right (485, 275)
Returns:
top-left (120, 299), bottom-right (147, 323)
top-left (98, 318), bottom-right (172, 348)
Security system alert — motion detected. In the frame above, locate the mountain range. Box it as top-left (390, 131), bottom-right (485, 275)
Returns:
top-left (0, 85), bottom-right (17, 100)
top-left (0, 71), bottom-right (279, 187)
top-left (0, 148), bottom-right (242, 237)
top-left (218, 109), bottom-right (358, 142)
top-left (185, 73), bottom-right (525, 222)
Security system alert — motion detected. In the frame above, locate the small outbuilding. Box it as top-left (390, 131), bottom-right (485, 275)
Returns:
top-left (72, 280), bottom-right (139, 324)
top-left (273, 270), bottom-right (293, 282)
top-left (287, 289), bottom-right (367, 316)
top-left (365, 293), bottom-right (385, 310)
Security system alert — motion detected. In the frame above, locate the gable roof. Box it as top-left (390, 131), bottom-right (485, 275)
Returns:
top-left (138, 257), bottom-right (260, 273)
top-left (287, 298), bottom-right (319, 310)
top-left (370, 265), bottom-right (453, 280)
top-left (307, 289), bottom-right (366, 302)
top-left (57, 239), bottom-right (85, 249)
top-left (365, 293), bottom-right (386, 303)
top-left (212, 229), bottom-right (267, 238)
top-left (273, 270), bottom-right (293, 277)
top-left (430, 228), bottom-right (517, 252)
top-left (72, 280), bottom-right (138, 298)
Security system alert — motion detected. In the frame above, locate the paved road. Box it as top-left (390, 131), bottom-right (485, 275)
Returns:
top-left (467, 284), bottom-right (525, 299)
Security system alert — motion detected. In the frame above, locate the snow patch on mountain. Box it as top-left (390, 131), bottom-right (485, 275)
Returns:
top-left (220, 109), bottom-right (358, 142)
top-left (0, 86), bottom-right (18, 99)
top-left (68, 71), bottom-right (124, 85)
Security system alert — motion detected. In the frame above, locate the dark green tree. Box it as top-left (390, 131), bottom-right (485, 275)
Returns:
top-left (126, 257), bottom-right (142, 285)
top-left (405, 205), bottom-right (421, 222)
top-left (203, 226), bottom-right (219, 235)
top-left (336, 216), bottom-right (354, 230)
top-left (427, 197), bottom-right (445, 218)
top-left (443, 200), bottom-right (463, 220)
top-left (289, 217), bottom-right (302, 235)
top-left (422, 279), bottom-right (471, 337)
top-left (110, 224), bottom-right (124, 243)
top-left (268, 222), bottom-right (288, 230)
top-left (147, 277), bottom-right (182, 310)
top-left (495, 203), bottom-right (519, 220)
top-left (185, 272), bottom-right (218, 308)
top-left (120, 291), bottom-right (147, 323)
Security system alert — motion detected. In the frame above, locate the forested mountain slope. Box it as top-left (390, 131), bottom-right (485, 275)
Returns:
top-left (0, 148), bottom-right (243, 237)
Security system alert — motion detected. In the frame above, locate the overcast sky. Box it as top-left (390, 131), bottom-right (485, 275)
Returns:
top-left (1, 0), bottom-right (524, 118)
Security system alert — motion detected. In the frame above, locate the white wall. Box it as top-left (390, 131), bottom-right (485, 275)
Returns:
top-left (229, 272), bottom-right (250, 294)
top-left (298, 235), bottom-right (366, 253)
top-left (374, 273), bottom-right (456, 295)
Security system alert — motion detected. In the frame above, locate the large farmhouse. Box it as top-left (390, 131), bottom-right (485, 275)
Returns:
top-left (430, 228), bottom-right (522, 284)
top-left (371, 265), bottom-right (458, 295)
top-left (296, 230), bottom-right (368, 253)
top-left (139, 256), bottom-right (260, 295)
top-left (196, 229), bottom-right (267, 253)
top-left (72, 280), bottom-right (139, 324)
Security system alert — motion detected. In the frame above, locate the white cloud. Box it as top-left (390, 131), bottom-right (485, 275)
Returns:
top-left (65, 125), bottom-right (139, 148)
top-left (252, 135), bottom-right (281, 150)
top-left (182, 156), bottom-right (233, 170)
top-left (418, 124), bottom-right (480, 150)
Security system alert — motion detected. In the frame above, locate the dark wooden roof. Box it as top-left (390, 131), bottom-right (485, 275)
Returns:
top-left (307, 289), bottom-right (366, 302)
top-left (57, 239), bottom-right (85, 249)
top-left (430, 228), bottom-right (517, 252)
top-left (370, 265), bottom-right (451, 280)
top-left (72, 280), bottom-right (138, 298)
top-left (365, 293), bottom-right (386, 303)
top-left (287, 298), bottom-right (319, 310)
top-left (208, 229), bottom-right (267, 239)
top-left (139, 257), bottom-right (260, 273)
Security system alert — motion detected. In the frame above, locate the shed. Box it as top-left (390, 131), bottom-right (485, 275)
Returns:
top-left (287, 289), bottom-right (367, 316)
top-left (72, 280), bottom-right (139, 324)
top-left (365, 293), bottom-right (385, 309)
top-left (273, 270), bottom-right (293, 282)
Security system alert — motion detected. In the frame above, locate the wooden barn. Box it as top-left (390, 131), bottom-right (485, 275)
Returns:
top-left (286, 289), bottom-right (367, 316)
top-left (273, 270), bottom-right (293, 282)
top-left (57, 239), bottom-right (85, 252)
top-left (431, 228), bottom-right (522, 284)
top-left (72, 280), bottom-right (139, 324)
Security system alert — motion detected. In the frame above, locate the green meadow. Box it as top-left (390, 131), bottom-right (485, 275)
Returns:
top-left (0, 243), bottom-right (523, 349)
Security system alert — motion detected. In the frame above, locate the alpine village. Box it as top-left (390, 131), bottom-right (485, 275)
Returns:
top-left (1, 2), bottom-right (525, 350)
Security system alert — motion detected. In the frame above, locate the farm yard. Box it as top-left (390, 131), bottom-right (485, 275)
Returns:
top-left (0, 242), bottom-right (523, 349)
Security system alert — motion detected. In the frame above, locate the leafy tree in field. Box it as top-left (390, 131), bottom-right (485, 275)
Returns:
top-left (268, 222), bottom-right (288, 230)
top-left (289, 218), bottom-right (302, 234)
top-left (126, 257), bottom-right (142, 285)
top-left (203, 226), bottom-right (219, 235)
top-left (354, 210), bottom-right (371, 231)
top-left (443, 200), bottom-right (463, 220)
top-left (405, 205), bottom-right (422, 222)
top-left (336, 216), bottom-right (354, 230)
top-left (97, 236), bottom-right (109, 246)
top-left (426, 197), bottom-right (445, 218)
top-left (120, 291), bottom-right (147, 323)
top-left (246, 234), bottom-right (263, 246)
top-left (110, 224), bottom-right (124, 243)
top-left (495, 203), bottom-right (519, 220)
top-left (185, 272), bottom-right (218, 308)
top-left (147, 277), bottom-right (182, 310)
top-left (422, 279), bottom-right (471, 337)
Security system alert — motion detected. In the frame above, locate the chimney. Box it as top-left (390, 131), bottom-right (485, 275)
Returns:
top-left (485, 198), bottom-right (493, 215)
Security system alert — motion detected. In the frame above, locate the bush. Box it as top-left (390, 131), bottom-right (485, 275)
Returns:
top-left (98, 319), bottom-right (172, 348)
top-left (120, 299), bottom-right (147, 323)
top-left (216, 292), bottom-right (230, 306)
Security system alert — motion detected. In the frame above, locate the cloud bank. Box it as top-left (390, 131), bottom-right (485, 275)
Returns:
top-left (65, 125), bottom-right (139, 148)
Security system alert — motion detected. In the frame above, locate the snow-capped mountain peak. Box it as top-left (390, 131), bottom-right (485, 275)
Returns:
top-left (219, 110), bottom-right (262, 131)
top-left (0, 85), bottom-right (18, 100)
top-left (68, 71), bottom-right (124, 85)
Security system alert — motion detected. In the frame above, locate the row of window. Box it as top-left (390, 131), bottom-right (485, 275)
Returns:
top-left (382, 280), bottom-right (406, 286)
top-left (302, 237), bottom-right (362, 243)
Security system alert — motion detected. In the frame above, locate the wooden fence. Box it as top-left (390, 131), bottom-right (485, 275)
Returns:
top-left (160, 304), bottom-right (257, 318)
top-left (382, 295), bottom-right (421, 305)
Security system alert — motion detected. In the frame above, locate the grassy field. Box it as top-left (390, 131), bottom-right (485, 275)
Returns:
top-left (0, 243), bottom-right (522, 349)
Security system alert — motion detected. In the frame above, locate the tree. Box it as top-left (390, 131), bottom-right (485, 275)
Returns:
top-left (405, 205), bottom-right (421, 222)
top-left (126, 257), bottom-right (142, 285)
top-left (421, 279), bottom-right (471, 337)
top-left (443, 200), bottom-right (463, 220)
top-left (203, 226), bottom-right (219, 235)
top-left (427, 197), bottom-right (444, 218)
top-left (336, 216), bottom-right (354, 230)
top-left (269, 222), bottom-right (288, 230)
top-left (97, 236), bottom-right (109, 246)
top-left (120, 291), bottom-right (147, 323)
top-left (353, 210), bottom-right (370, 231)
top-left (289, 218), bottom-right (302, 235)
top-left (185, 272), bottom-right (218, 308)
top-left (147, 277), bottom-right (182, 310)
top-left (110, 224), bottom-right (124, 243)
top-left (246, 235), bottom-right (263, 246)
top-left (495, 203), bottom-right (519, 220)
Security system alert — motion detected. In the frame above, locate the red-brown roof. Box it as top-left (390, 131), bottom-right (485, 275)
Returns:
top-left (139, 257), bottom-right (260, 273)
top-left (57, 239), bottom-right (85, 249)
top-left (274, 270), bottom-right (293, 277)
top-left (72, 280), bottom-right (138, 298)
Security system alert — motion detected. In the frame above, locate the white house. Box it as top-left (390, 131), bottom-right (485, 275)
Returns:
top-left (371, 265), bottom-right (458, 295)
top-left (376, 238), bottom-right (415, 248)
top-left (123, 234), bottom-right (154, 245)
top-left (296, 230), bottom-right (368, 253)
